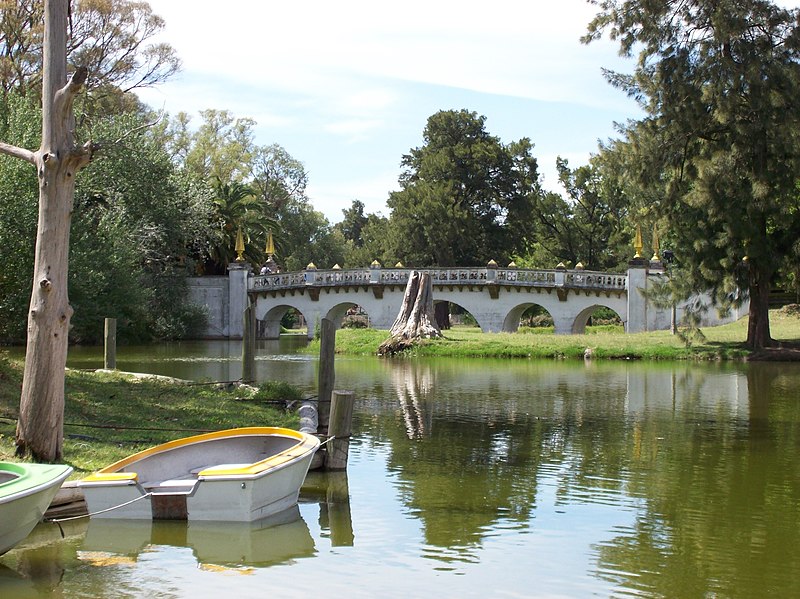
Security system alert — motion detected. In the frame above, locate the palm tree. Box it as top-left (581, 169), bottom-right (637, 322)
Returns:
top-left (205, 177), bottom-right (276, 273)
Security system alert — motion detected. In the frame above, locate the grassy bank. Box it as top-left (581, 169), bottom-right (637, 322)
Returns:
top-left (0, 359), bottom-right (298, 475)
top-left (309, 308), bottom-right (800, 361)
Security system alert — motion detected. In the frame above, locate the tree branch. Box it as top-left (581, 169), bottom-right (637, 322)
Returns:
top-left (111, 110), bottom-right (164, 146)
top-left (53, 66), bottom-right (88, 124)
top-left (0, 141), bottom-right (36, 164)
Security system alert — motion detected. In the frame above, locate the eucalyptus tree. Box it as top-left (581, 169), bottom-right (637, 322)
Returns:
top-left (249, 143), bottom-right (308, 213)
top-left (585, 0), bottom-right (800, 348)
top-left (182, 109), bottom-right (255, 184)
top-left (0, 0), bottom-right (96, 461)
top-left (0, 0), bottom-right (180, 96)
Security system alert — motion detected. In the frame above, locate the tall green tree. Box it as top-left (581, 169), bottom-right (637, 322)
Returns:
top-left (337, 199), bottom-right (368, 247)
top-left (386, 109), bottom-right (540, 266)
top-left (529, 156), bottom-right (630, 271)
top-left (585, 0), bottom-right (800, 348)
top-left (274, 195), bottom-right (345, 272)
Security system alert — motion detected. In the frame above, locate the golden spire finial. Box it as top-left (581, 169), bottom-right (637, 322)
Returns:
top-left (633, 224), bottom-right (643, 259)
top-left (265, 230), bottom-right (275, 257)
top-left (651, 223), bottom-right (661, 262)
top-left (235, 226), bottom-right (245, 261)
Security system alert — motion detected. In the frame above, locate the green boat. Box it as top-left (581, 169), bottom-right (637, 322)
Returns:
top-left (0, 461), bottom-right (72, 555)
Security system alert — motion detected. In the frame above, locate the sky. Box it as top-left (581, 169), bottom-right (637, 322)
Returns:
top-left (136, 0), bottom-right (643, 224)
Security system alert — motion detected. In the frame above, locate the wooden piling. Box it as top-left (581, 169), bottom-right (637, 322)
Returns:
top-left (241, 303), bottom-right (256, 382)
top-left (104, 318), bottom-right (117, 370)
top-left (317, 318), bottom-right (336, 431)
top-left (324, 470), bottom-right (354, 546)
top-left (325, 390), bottom-right (354, 470)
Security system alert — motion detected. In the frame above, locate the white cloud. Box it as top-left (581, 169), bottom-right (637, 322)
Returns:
top-left (139, 0), bottom-right (640, 223)
top-left (144, 0), bottom-right (622, 108)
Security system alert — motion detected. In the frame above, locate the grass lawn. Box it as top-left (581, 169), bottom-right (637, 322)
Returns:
top-left (0, 363), bottom-right (299, 476)
top-left (312, 307), bottom-right (800, 361)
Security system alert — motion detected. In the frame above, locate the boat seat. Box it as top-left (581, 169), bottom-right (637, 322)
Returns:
top-left (143, 478), bottom-right (198, 493)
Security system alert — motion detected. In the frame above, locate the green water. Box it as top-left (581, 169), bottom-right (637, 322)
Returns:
top-left (2, 341), bottom-right (799, 598)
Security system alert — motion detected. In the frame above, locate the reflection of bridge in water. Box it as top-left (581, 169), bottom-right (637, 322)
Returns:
top-left (245, 264), bottom-right (744, 339)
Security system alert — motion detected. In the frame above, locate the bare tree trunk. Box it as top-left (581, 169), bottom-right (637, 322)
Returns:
top-left (379, 271), bottom-right (442, 355)
top-left (434, 301), bottom-right (450, 330)
top-left (746, 265), bottom-right (774, 350)
top-left (10, 0), bottom-right (93, 461)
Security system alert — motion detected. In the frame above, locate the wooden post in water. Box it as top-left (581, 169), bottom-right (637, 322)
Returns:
top-left (324, 470), bottom-right (354, 546)
top-left (318, 318), bottom-right (336, 431)
top-left (325, 390), bottom-right (354, 470)
top-left (241, 303), bottom-right (256, 382)
top-left (104, 318), bottom-right (116, 370)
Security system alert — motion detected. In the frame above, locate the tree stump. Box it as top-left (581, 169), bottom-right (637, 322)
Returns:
top-left (378, 271), bottom-right (442, 355)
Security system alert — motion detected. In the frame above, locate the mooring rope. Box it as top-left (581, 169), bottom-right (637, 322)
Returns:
top-left (46, 490), bottom-right (154, 535)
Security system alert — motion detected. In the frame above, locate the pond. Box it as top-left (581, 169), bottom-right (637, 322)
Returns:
top-left (2, 340), bottom-right (799, 598)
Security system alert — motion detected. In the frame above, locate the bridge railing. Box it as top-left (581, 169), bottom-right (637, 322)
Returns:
top-left (250, 267), bottom-right (627, 293)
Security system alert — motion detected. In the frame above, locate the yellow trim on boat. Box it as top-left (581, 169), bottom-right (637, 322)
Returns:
top-left (82, 427), bottom-right (315, 481)
top-left (197, 434), bottom-right (319, 477)
top-left (81, 472), bottom-right (138, 483)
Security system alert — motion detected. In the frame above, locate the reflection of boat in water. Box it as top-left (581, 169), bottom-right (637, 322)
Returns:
top-left (0, 462), bottom-right (72, 555)
top-left (0, 564), bottom-right (39, 599)
top-left (78, 427), bottom-right (319, 521)
top-left (81, 505), bottom-right (316, 568)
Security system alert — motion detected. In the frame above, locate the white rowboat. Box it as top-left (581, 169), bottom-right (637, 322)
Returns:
top-left (78, 427), bottom-right (319, 522)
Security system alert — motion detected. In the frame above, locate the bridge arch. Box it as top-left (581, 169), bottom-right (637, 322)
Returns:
top-left (259, 303), bottom-right (310, 339)
top-left (570, 303), bottom-right (625, 334)
top-left (501, 302), bottom-right (555, 333)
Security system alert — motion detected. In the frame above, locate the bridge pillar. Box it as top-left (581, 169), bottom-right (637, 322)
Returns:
top-left (626, 261), bottom-right (648, 333)
top-left (227, 261), bottom-right (251, 339)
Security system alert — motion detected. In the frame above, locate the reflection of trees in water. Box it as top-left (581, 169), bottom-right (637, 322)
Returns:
top-left (594, 363), bottom-right (800, 598)
top-left (377, 358), bottom-right (800, 590)
top-left (384, 360), bottom-right (641, 554)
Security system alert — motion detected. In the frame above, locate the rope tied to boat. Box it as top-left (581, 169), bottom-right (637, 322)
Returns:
top-left (46, 491), bottom-right (154, 536)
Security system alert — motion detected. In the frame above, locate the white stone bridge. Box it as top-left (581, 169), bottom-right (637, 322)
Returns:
top-left (195, 263), bottom-right (744, 340)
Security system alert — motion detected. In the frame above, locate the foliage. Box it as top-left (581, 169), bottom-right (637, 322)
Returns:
top-left (161, 109), bottom-right (342, 274)
top-left (0, 92), bottom-right (211, 343)
top-left (337, 200), bottom-right (368, 247)
top-left (585, 0), bottom-right (800, 348)
top-left (385, 109), bottom-right (540, 267)
top-left (250, 143), bottom-right (308, 213)
top-left (181, 109), bottom-right (255, 183)
top-left (0, 93), bottom-right (40, 342)
top-left (343, 212), bottom-right (392, 267)
top-left (551, 157), bottom-right (630, 270)
top-left (274, 196), bottom-right (346, 271)
top-left (204, 177), bottom-right (273, 272)
top-left (0, 0), bottom-right (179, 97)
